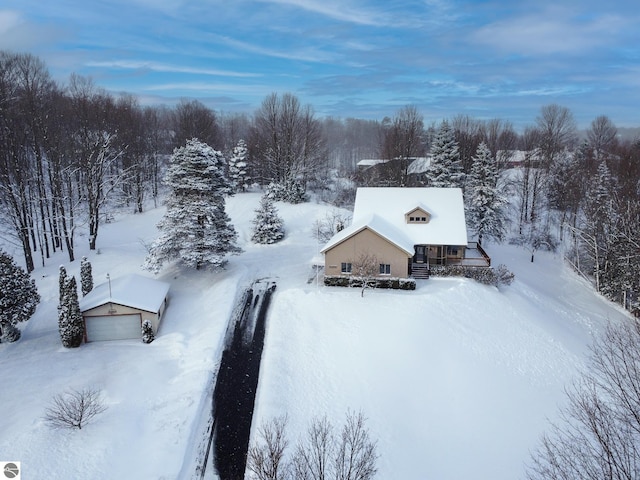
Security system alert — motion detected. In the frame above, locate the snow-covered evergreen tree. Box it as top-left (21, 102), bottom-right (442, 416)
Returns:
top-left (141, 319), bottom-right (155, 344)
top-left (466, 142), bottom-right (507, 243)
top-left (426, 120), bottom-right (464, 188)
top-left (58, 275), bottom-right (84, 348)
top-left (59, 265), bottom-right (67, 300)
top-left (228, 139), bottom-right (249, 192)
top-left (0, 249), bottom-right (40, 343)
top-left (144, 139), bottom-right (242, 273)
top-left (252, 194), bottom-right (285, 244)
top-left (80, 256), bottom-right (93, 297)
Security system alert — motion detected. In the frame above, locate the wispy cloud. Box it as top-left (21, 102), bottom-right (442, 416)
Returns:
top-left (0, 9), bottom-right (21, 33)
top-left (254, 0), bottom-right (391, 27)
top-left (471, 7), bottom-right (630, 56)
top-left (215, 34), bottom-right (337, 63)
top-left (85, 60), bottom-right (261, 78)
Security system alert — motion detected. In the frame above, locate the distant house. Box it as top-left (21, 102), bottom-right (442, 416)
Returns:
top-left (79, 274), bottom-right (170, 342)
top-left (356, 157), bottom-right (430, 187)
top-left (321, 187), bottom-right (490, 280)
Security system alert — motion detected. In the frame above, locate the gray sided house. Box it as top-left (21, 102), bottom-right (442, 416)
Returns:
top-left (321, 187), bottom-right (490, 280)
top-left (79, 274), bottom-right (170, 342)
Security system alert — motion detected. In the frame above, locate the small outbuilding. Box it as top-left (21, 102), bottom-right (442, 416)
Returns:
top-left (79, 273), bottom-right (170, 342)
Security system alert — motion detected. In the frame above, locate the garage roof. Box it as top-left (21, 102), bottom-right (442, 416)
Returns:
top-left (79, 273), bottom-right (170, 314)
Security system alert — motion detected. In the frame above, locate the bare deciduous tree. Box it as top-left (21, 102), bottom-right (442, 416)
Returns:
top-left (247, 412), bottom-right (378, 480)
top-left (587, 115), bottom-right (618, 160)
top-left (350, 253), bottom-right (380, 297)
top-left (44, 387), bottom-right (107, 430)
top-left (527, 321), bottom-right (640, 480)
top-left (248, 415), bottom-right (290, 480)
top-left (312, 211), bottom-right (351, 244)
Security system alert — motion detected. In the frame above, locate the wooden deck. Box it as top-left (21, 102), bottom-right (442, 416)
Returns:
top-left (410, 242), bottom-right (491, 278)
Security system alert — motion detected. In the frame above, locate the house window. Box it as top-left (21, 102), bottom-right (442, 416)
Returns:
top-left (447, 246), bottom-right (459, 256)
top-left (341, 262), bottom-right (352, 274)
top-left (408, 215), bottom-right (429, 223)
top-left (379, 264), bottom-right (391, 275)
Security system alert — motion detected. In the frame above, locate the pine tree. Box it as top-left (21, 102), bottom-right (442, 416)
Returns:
top-left (228, 139), bottom-right (249, 192)
top-left (252, 194), bottom-right (285, 244)
top-left (466, 142), bottom-right (507, 244)
top-left (58, 275), bottom-right (84, 348)
top-left (80, 256), bottom-right (93, 297)
top-left (144, 139), bottom-right (242, 273)
top-left (141, 319), bottom-right (155, 344)
top-left (0, 250), bottom-right (40, 343)
top-left (426, 120), bottom-right (464, 188)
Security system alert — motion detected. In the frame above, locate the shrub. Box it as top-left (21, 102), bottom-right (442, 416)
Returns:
top-left (141, 320), bottom-right (155, 344)
top-left (44, 388), bottom-right (107, 430)
top-left (324, 275), bottom-right (416, 291)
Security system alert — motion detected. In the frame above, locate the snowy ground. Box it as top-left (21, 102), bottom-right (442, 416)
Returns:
top-left (0, 192), bottom-right (632, 479)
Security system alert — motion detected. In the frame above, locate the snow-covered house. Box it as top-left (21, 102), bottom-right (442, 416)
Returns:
top-left (79, 274), bottom-right (170, 342)
top-left (321, 187), bottom-right (489, 279)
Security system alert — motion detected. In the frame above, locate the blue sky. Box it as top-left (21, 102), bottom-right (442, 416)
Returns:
top-left (1, 0), bottom-right (639, 128)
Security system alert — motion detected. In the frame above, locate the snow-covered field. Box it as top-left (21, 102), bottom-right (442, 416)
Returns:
top-left (0, 192), bottom-right (632, 479)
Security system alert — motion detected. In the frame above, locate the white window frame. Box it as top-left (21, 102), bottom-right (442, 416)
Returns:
top-left (341, 262), bottom-right (352, 274)
top-left (379, 263), bottom-right (391, 275)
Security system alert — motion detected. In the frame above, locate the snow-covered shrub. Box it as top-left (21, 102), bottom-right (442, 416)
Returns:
top-left (252, 195), bottom-right (285, 244)
top-left (141, 320), bottom-right (155, 344)
top-left (324, 275), bottom-right (416, 291)
top-left (1, 324), bottom-right (21, 343)
top-left (429, 265), bottom-right (515, 287)
top-left (494, 264), bottom-right (515, 286)
top-left (265, 179), bottom-right (307, 204)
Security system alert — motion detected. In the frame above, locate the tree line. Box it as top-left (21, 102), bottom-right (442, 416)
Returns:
top-left (2, 51), bottom-right (639, 317)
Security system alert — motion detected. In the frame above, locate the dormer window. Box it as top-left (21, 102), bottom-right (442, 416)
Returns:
top-left (405, 206), bottom-right (431, 224)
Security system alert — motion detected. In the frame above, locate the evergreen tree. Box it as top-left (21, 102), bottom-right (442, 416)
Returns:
top-left (466, 142), bottom-right (507, 243)
top-left (80, 256), bottom-right (93, 297)
top-left (228, 139), bottom-right (249, 192)
top-left (59, 265), bottom-right (67, 301)
top-left (0, 250), bottom-right (40, 343)
top-left (141, 319), bottom-right (155, 344)
top-left (58, 275), bottom-right (84, 348)
top-left (252, 195), bottom-right (285, 244)
top-left (582, 160), bottom-right (616, 291)
top-left (426, 120), bottom-right (464, 188)
top-left (144, 139), bottom-right (242, 273)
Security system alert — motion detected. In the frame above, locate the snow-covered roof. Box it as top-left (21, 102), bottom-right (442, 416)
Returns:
top-left (322, 187), bottom-right (468, 253)
top-left (357, 159), bottom-right (388, 167)
top-left (320, 214), bottom-right (415, 255)
top-left (407, 156), bottom-right (431, 174)
top-left (80, 273), bottom-right (170, 314)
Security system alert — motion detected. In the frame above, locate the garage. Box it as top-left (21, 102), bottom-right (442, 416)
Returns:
top-left (84, 313), bottom-right (142, 342)
top-left (79, 273), bottom-right (170, 343)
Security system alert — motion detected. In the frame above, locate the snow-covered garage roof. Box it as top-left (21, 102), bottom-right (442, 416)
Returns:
top-left (80, 273), bottom-right (170, 314)
top-left (321, 187), bottom-right (468, 253)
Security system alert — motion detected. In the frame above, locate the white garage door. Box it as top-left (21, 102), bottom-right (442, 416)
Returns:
top-left (85, 314), bottom-right (141, 342)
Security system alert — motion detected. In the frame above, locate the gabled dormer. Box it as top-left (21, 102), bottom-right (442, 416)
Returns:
top-left (405, 205), bottom-right (431, 224)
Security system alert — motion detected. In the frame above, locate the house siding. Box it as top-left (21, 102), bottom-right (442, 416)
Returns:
top-left (82, 303), bottom-right (162, 333)
top-left (324, 227), bottom-right (410, 278)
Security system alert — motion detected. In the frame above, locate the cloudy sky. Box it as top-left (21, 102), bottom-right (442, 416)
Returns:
top-left (1, 0), bottom-right (638, 128)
